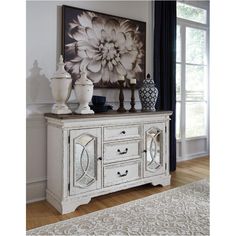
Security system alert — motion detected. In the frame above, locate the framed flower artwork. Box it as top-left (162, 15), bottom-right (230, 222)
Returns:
top-left (62, 5), bottom-right (146, 88)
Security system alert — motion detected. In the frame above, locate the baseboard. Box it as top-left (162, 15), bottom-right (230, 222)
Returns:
top-left (26, 179), bottom-right (46, 203)
top-left (177, 152), bottom-right (209, 162)
top-left (46, 189), bottom-right (62, 213)
top-left (27, 197), bottom-right (46, 204)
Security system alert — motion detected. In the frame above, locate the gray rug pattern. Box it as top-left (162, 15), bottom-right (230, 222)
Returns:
top-left (27, 179), bottom-right (209, 235)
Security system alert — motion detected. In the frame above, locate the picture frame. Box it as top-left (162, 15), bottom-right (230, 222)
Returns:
top-left (62, 5), bottom-right (146, 88)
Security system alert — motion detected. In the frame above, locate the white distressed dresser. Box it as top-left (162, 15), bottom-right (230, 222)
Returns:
top-left (45, 111), bottom-right (172, 214)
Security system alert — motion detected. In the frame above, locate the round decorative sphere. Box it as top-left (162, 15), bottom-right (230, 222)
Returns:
top-left (138, 74), bottom-right (158, 112)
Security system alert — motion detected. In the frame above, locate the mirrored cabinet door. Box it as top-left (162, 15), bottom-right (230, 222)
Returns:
top-left (69, 128), bottom-right (102, 195)
top-left (144, 123), bottom-right (166, 177)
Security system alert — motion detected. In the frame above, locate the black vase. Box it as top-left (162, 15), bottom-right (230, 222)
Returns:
top-left (138, 74), bottom-right (158, 111)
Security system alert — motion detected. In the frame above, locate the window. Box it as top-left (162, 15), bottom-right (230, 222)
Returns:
top-left (177, 2), bottom-right (207, 24)
top-left (176, 1), bottom-right (209, 158)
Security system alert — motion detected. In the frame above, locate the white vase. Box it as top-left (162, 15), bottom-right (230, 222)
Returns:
top-left (74, 71), bottom-right (94, 114)
top-left (51, 55), bottom-right (72, 114)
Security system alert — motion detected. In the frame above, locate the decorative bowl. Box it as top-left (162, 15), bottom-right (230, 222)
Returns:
top-left (92, 96), bottom-right (106, 107)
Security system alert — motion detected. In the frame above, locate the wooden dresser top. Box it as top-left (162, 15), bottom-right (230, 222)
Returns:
top-left (44, 110), bottom-right (172, 120)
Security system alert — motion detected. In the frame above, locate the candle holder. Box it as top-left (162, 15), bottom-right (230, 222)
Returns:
top-left (117, 80), bottom-right (126, 113)
top-left (129, 83), bottom-right (137, 112)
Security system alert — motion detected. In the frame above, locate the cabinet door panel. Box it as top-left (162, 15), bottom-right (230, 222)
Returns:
top-left (69, 128), bottom-right (102, 195)
top-left (144, 123), bottom-right (165, 177)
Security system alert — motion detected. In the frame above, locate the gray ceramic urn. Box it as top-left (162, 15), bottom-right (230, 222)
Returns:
top-left (138, 74), bottom-right (158, 111)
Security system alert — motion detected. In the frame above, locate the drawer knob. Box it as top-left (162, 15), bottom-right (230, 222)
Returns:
top-left (97, 157), bottom-right (102, 160)
top-left (117, 148), bottom-right (128, 155)
top-left (143, 150), bottom-right (147, 153)
top-left (117, 170), bottom-right (128, 177)
top-left (120, 130), bottom-right (126, 134)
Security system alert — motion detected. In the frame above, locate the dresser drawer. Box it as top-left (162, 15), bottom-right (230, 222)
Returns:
top-left (104, 125), bottom-right (141, 141)
top-left (103, 161), bottom-right (141, 187)
top-left (104, 140), bottom-right (141, 163)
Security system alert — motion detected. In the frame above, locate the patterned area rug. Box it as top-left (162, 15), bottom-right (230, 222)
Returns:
top-left (27, 179), bottom-right (209, 235)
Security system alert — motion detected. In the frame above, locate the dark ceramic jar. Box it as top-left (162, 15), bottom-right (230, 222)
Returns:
top-left (138, 74), bottom-right (158, 111)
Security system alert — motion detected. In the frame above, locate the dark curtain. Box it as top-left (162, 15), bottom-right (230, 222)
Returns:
top-left (154, 1), bottom-right (176, 171)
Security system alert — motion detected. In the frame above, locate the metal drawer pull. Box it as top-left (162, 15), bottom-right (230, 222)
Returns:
top-left (117, 148), bottom-right (128, 155)
top-left (117, 170), bottom-right (128, 177)
top-left (120, 130), bottom-right (126, 134)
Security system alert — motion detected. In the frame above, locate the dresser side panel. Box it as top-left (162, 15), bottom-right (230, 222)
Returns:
top-left (47, 124), bottom-right (63, 200)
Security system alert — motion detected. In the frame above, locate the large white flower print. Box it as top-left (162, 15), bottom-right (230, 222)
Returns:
top-left (64, 11), bottom-right (145, 87)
